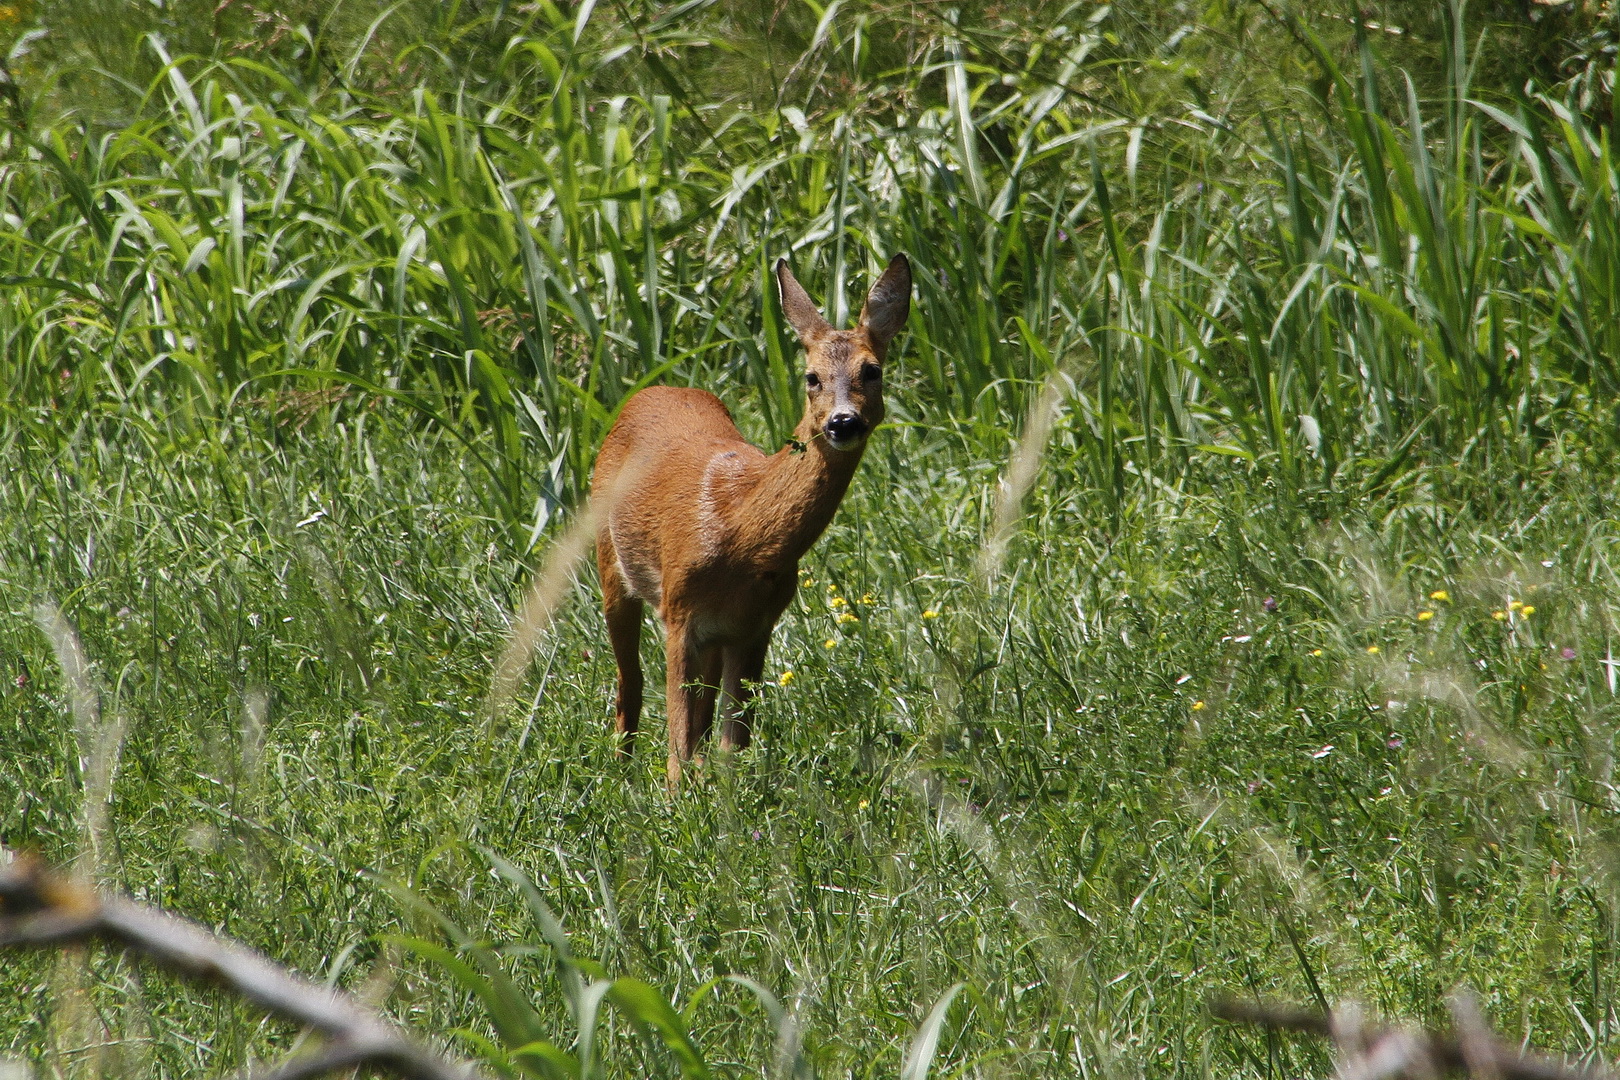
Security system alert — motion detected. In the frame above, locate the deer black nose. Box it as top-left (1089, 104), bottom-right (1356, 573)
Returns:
top-left (824, 412), bottom-right (867, 444)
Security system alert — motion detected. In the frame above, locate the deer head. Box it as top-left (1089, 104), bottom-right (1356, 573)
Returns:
top-left (776, 254), bottom-right (912, 452)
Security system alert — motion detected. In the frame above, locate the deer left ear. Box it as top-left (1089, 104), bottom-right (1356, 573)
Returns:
top-left (858, 253), bottom-right (912, 347)
top-left (777, 259), bottom-right (833, 343)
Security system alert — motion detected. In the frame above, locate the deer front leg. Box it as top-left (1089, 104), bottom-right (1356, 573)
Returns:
top-left (663, 623), bottom-right (720, 790)
top-left (691, 646), bottom-right (722, 749)
top-left (720, 637), bottom-right (770, 752)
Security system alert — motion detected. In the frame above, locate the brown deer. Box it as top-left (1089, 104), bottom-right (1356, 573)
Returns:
top-left (591, 254), bottom-right (912, 788)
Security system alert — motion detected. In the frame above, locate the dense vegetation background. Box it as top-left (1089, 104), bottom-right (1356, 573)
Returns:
top-left (5, 0), bottom-right (1620, 1077)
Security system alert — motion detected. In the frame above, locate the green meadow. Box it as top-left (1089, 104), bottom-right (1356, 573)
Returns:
top-left (5, 1), bottom-right (1620, 1077)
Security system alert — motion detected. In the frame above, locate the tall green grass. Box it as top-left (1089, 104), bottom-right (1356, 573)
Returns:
top-left (9, 395), bottom-right (1620, 1078)
top-left (4, 2), bottom-right (1615, 547)
top-left (8, 4), bottom-right (1620, 1079)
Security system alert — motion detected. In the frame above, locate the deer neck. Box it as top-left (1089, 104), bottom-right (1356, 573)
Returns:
top-left (730, 414), bottom-right (866, 566)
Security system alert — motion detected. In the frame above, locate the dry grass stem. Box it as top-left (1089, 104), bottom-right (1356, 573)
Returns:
top-left (33, 602), bottom-right (124, 884)
top-left (979, 371), bottom-right (1069, 584)
top-left (486, 500), bottom-right (604, 716)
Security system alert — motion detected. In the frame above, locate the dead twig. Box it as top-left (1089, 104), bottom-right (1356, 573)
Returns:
top-left (0, 853), bottom-right (478, 1080)
top-left (1210, 995), bottom-right (1607, 1080)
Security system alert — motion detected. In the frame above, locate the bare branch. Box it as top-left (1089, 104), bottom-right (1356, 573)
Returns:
top-left (235, 1043), bottom-right (375, 1080)
top-left (0, 854), bottom-right (480, 1080)
top-left (1210, 996), bottom-right (1608, 1080)
top-left (1208, 997), bottom-right (1331, 1036)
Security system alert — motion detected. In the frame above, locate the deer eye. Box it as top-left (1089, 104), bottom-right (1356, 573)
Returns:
top-left (860, 363), bottom-right (882, 382)
top-left (805, 372), bottom-right (821, 389)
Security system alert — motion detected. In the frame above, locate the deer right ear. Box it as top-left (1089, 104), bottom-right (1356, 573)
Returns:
top-left (858, 253), bottom-right (912, 347)
top-left (776, 259), bottom-right (832, 343)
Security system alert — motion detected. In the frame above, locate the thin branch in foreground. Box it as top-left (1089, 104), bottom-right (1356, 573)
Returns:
top-left (0, 852), bottom-right (480, 1080)
top-left (1210, 995), bottom-right (1609, 1080)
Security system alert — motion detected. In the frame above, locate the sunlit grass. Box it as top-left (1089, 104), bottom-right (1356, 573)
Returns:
top-left (3, 2), bottom-right (1616, 547)
top-left (7, 2), bottom-right (1620, 1078)
top-left (6, 400), bottom-right (1620, 1076)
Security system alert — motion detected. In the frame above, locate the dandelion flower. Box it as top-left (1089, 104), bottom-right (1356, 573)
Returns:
top-left (1492, 610), bottom-right (1507, 621)
top-left (1191, 700), bottom-right (1206, 712)
top-left (1520, 605), bottom-right (1536, 617)
top-left (830, 595), bottom-right (847, 608)
top-left (1366, 645), bottom-right (1380, 655)
top-left (1509, 600), bottom-right (1524, 611)
top-left (824, 638), bottom-right (837, 649)
top-left (860, 593), bottom-right (876, 605)
top-left (922, 609), bottom-right (940, 620)
top-left (778, 670), bottom-right (795, 686)
top-left (1310, 648), bottom-right (1323, 657)
top-left (1430, 590), bottom-right (1451, 602)
top-left (836, 612), bottom-right (859, 625)
top-left (1417, 611), bottom-right (1434, 622)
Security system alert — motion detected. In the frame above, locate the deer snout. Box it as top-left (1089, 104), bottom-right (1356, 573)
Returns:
top-left (823, 410), bottom-right (868, 448)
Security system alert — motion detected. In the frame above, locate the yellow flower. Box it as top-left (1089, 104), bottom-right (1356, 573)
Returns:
top-left (778, 670), bottom-right (795, 686)
top-left (1509, 599), bottom-right (1524, 611)
top-left (836, 612), bottom-right (859, 625)
top-left (860, 593), bottom-right (876, 605)
top-left (922, 609), bottom-right (940, 620)
top-left (1417, 611), bottom-right (1434, 622)
top-left (1191, 700), bottom-right (1206, 712)
top-left (1367, 645), bottom-right (1381, 655)
top-left (858, 799), bottom-right (869, 810)
top-left (1492, 610), bottom-right (1507, 621)
top-left (1430, 590), bottom-right (1451, 602)
top-left (1520, 605), bottom-right (1536, 617)
top-left (1310, 648), bottom-right (1323, 657)
top-left (824, 638), bottom-right (837, 649)
top-left (830, 595), bottom-right (847, 608)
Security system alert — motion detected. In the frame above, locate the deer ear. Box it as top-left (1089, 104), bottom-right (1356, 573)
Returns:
top-left (858, 253), bottom-right (912, 346)
top-left (776, 259), bottom-right (832, 342)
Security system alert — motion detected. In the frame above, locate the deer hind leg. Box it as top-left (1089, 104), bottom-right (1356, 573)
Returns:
top-left (598, 533), bottom-right (644, 756)
top-left (663, 622), bottom-right (720, 790)
top-left (720, 637), bottom-right (770, 752)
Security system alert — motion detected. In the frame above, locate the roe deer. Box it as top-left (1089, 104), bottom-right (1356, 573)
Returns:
top-left (591, 253), bottom-right (912, 788)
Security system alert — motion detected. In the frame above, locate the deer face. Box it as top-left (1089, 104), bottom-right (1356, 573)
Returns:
top-left (777, 254), bottom-right (912, 453)
top-left (802, 332), bottom-right (885, 450)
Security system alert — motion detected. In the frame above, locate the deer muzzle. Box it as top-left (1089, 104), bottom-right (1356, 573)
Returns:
top-left (823, 411), bottom-right (868, 449)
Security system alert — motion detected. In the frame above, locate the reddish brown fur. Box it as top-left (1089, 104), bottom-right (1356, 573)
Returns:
top-left (591, 254), bottom-right (913, 788)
